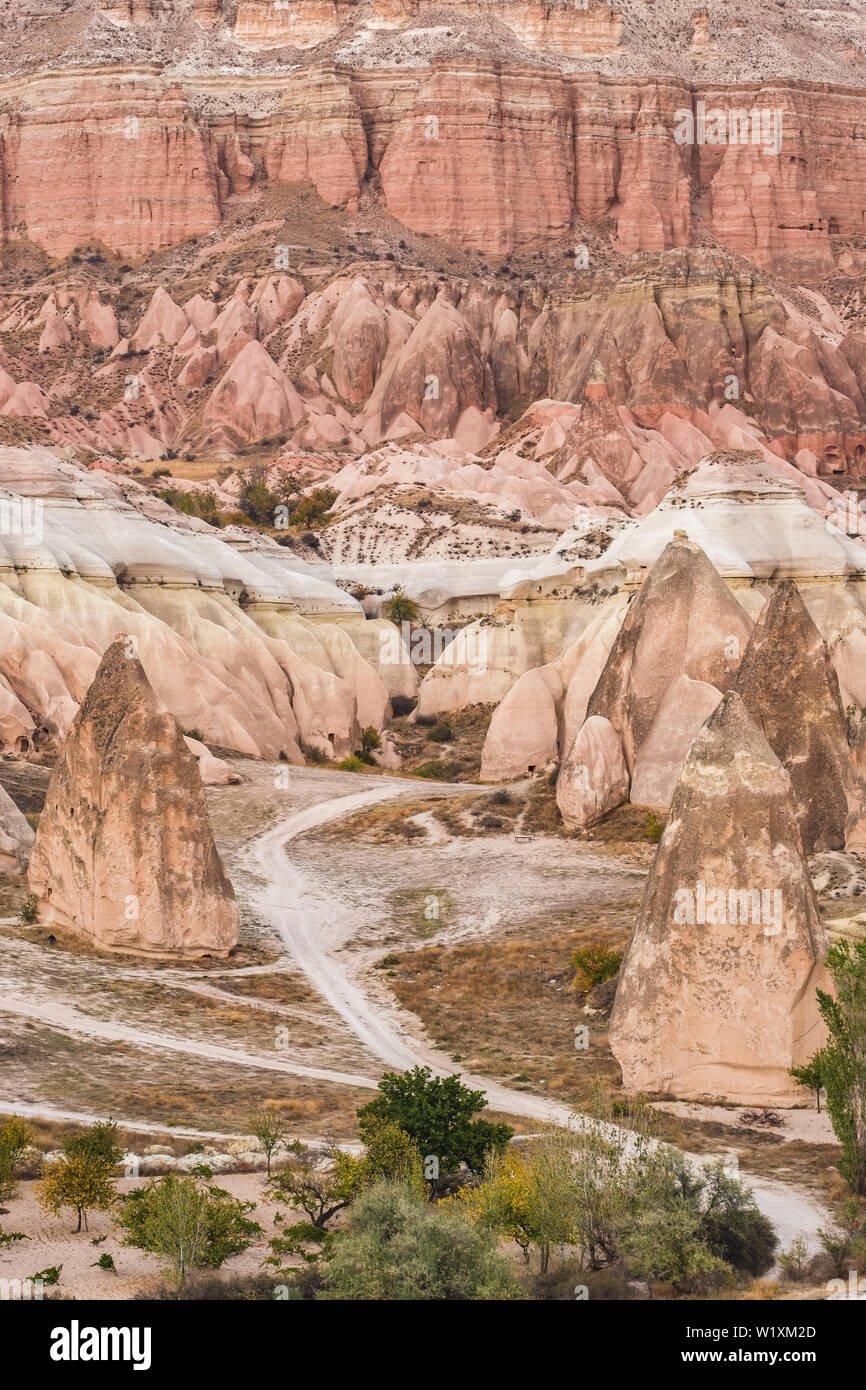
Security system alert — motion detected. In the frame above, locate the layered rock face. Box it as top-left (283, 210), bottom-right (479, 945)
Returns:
top-left (0, 449), bottom-right (398, 762)
top-left (609, 691), bottom-right (829, 1105)
top-left (27, 637), bottom-right (239, 958)
top-left (733, 580), bottom-right (866, 854)
top-left (0, 60), bottom-right (864, 272)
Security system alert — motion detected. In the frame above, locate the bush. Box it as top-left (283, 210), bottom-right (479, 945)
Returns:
top-left (317, 1183), bottom-right (524, 1301)
top-left (159, 488), bottom-right (224, 528)
top-left (479, 815), bottom-right (503, 829)
top-left (335, 756), bottom-right (365, 772)
top-left (644, 813), bottom-right (664, 843)
top-left (427, 722), bottom-right (452, 743)
top-left (414, 761), bottom-right (461, 781)
top-left (17, 893), bottom-right (39, 925)
top-left (384, 586), bottom-right (420, 625)
top-left (572, 944), bottom-right (623, 993)
top-left (299, 741), bottom-right (328, 764)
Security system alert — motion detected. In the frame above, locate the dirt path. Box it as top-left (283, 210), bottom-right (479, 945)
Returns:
top-left (244, 779), bottom-right (832, 1253)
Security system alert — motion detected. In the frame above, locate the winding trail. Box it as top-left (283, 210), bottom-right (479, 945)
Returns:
top-left (245, 781), bottom-right (831, 1252)
top-left (1, 775), bottom-right (830, 1252)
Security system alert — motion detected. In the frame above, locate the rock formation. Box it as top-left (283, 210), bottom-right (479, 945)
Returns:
top-left (554, 537), bottom-right (751, 825)
top-left (609, 692), bottom-right (829, 1105)
top-left (733, 579), bottom-right (866, 854)
top-left (0, 781), bottom-right (35, 872)
top-left (27, 637), bottom-right (239, 958)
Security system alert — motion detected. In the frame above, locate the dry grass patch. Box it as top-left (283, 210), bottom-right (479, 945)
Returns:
top-left (386, 920), bottom-right (631, 1103)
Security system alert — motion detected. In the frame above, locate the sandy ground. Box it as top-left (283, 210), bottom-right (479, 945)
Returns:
top-left (654, 1101), bottom-right (836, 1146)
top-left (0, 1172), bottom-right (281, 1302)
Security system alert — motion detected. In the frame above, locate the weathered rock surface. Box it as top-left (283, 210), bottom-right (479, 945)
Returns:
top-left (733, 579), bottom-right (866, 853)
top-left (556, 714), bottom-right (629, 830)
top-left (0, 780), bottom-right (35, 872)
top-left (586, 537), bottom-right (752, 775)
top-left (610, 691), bottom-right (829, 1106)
top-left (28, 638), bottom-right (239, 958)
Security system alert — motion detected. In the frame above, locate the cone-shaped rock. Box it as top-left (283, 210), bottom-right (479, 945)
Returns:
top-left (586, 538), bottom-right (752, 775)
top-left (733, 579), bottom-right (864, 854)
top-left (28, 637), bottom-right (238, 958)
top-left (609, 692), bottom-right (828, 1106)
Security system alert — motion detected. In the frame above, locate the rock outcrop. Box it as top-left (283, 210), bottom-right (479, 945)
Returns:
top-left (27, 638), bottom-right (239, 958)
top-left (0, 781), bottom-right (35, 872)
top-left (551, 538), bottom-right (753, 829)
top-left (733, 580), bottom-right (866, 853)
top-left (609, 692), bottom-right (829, 1105)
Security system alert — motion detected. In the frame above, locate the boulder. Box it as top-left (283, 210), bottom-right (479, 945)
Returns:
top-left (610, 692), bottom-right (829, 1105)
top-left (27, 638), bottom-right (239, 958)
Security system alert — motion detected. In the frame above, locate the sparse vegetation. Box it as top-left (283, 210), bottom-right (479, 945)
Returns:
top-left (572, 944), bottom-right (623, 993)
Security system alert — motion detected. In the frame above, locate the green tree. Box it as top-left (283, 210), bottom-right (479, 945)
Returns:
top-left (115, 1174), bottom-right (261, 1287)
top-left (790, 1053), bottom-right (825, 1112)
top-left (357, 1066), bottom-right (513, 1180)
top-left (623, 1200), bottom-right (732, 1293)
top-left (318, 1182), bottom-right (524, 1300)
top-left (358, 726), bottom-right (382, 762)
top-left (384, 586), bottom-right (420, 625)
top-left (64, 1119), bottom-right (125, 1170)
top-left (267, 1143), bottom-right (353, 1230)
top-left (0, 1114), bottom-right (34, 1205)
top-left (338, 1119), bottom-right (425, 1198)
top-left (36, 1150), bottom-right (117, 1233)
top-left (239, 468), bottom-right (280, 525)
top-left (695, 1162), bottom-right (777, 1277)
top-left (802, 939), bottom-right (866, 1191)
top-left (455, 1130), bottom-right (582, 1272)
top-left (248, 1107), bottom-right (289, 1178)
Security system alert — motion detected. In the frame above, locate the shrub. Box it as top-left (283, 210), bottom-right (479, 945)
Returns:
top-left (384, 586), bottom-right (420, 625)
top-left (299, 741), bottom-right (328, 764)
top-left (644, 812), bottom-right (664, 843)
top-left (317, 1183), bottom-right (524, 1301)
top-left (572, 944), bottom-right (623, 993)
top-left (335, 756), bottom-right (365, 772)
top-left (17, 893), bottom-right (39, 925)
top-left (414, 761), bottom-right (460, 781)
top-left (427, 722), bottom-right (452, 743)
top-left (358, 727), bottom-right (381, 762)
top-left (0, 1115), bottom-right (34, 1203)
top-left (115, 1174), bottom-right (261, 1286)
top-left (778, 1236), bottom-right (810, 1281)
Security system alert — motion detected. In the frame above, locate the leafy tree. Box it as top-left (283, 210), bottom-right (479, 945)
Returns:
top-left (248, 1107), bottom-right (289, 1178)
top-left (817, 1196), bottom-right (866, 1277)
top-left (455, 1139), bottom-right (576, 1270)
top-left (239, 468), bottom-right (280, 526)
top-left (384, 586), bottom-right (420, 625)
top-left (623, 1200), bottom-right (732, 1292)
top-left (0, 1114), bottom-right (34, 1205)
top-left (64, 1119), bottom-right (125, 1170)
top-left (115, 1175), bottom-right (261, 1286)
top-left (357, 1066), bottom-right (513, 1180)
top-left (802, 939), bottom-right (866, 1191)
top-left (338, 1119), bottom-right (425, 1199)
top-left (286, 487), bottom-right (337, 529)
top-left (695, 1162), bottom-right (777, 1277)
top-left (317, 1182), bottom-right (524, 1300)
top-left (778, 1236), bottom-right (810, 1281)
top-left (17, 893), bottom-right (39, 924)
top-left (790, 1054), bottom-right (825, 1112)
top-left (36, 1150), bottom-right (117, 1233)
top-left (267, 1143), bottom-right (353, 1230)
top-left (358, 726), bottom-right (382, 762)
